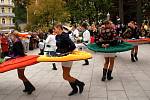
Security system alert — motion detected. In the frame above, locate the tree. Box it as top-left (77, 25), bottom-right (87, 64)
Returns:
top-left (13, 0), bottom-right (32, 23)
top-left (65, 0), bottom-right (112, 24)
top-left (13, 0), bottom-right (31, 6)
top-left (27, 0), bottom-right (70, 31)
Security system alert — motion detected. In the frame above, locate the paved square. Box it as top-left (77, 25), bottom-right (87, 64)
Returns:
top-left (0, 44), bottom-right (150, 100)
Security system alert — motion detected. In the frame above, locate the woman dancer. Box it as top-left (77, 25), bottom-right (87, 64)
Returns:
top-left (45, 28), bottom-right (57, 70)
top-left (95, 21), bottom-right (118, 81)
top-left (9, 32), bottom-right (35, 94)
top-left (122, 21), bottom-right (140, 62)
top-left (54, 24), bottom-right (85, 96)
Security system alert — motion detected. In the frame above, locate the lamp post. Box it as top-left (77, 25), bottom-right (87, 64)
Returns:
top-left (107, 12), bottom-right (110, 20)
top-left (26, 6), bottom-right (29, 24)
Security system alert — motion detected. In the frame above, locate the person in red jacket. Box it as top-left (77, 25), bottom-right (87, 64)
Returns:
top-left (0, 34), bottom-right (2, 57)
top-left (1, 33), bottom-right (9, 58)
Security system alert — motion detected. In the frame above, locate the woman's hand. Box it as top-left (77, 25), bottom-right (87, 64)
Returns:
top-left (102, 44), bottom-right (109, 48)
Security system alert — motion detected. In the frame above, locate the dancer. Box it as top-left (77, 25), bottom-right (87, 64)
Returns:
top-left (53, 24), bottom-right (85, 96)
top-left (81, 23), bottom-right (91, 65)
top-left (123, 21), bottom-right (140, 62)
top-left (45, 28), bottom-right (57, 70)
top-left (9, 32), bottom-right (35, 94)
top-left (95, 20), bottom-right (118, 81)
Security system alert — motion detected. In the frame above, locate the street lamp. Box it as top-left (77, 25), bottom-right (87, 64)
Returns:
top-left (26, 6), bottom-right (29, 24)
top-left (107, 12), bottom-right (110, 20)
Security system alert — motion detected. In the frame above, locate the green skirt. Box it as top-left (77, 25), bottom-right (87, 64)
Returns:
top-left (0, 58), bottom-right (5, 64)
top-left (87, 42), bottom-right (133, 53)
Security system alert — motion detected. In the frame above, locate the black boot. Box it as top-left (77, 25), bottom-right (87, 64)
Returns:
top-left (68, 82), bottom-right (78, 96)
top-left (27, 82), bottom-right (35, 95)
top-left (83, 60), bottom-right (89, 65)
top-left (38, 49), bottom-right (44, 55)
top-left (52, 63), bottom-right (57, 70)
top-left (23, 81), bottom-right (35, 95)
top-left (134, 53), bottom-right (138, 61)
top-left (101, 68), bottom-right (107, 81)
top-left (107, 70), bottom-right (113, 81)
top-left (23, 82), bottom-right (29, 92)
top-left (75, 80), bottom-right (85, 94)
top-left (131, 54), bottom-right (136, 62)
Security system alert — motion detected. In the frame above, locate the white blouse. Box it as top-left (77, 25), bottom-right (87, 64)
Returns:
top-left (82, 30), bottom-right (91, 43)
top-left (44, 35), bottom-right (56, 51)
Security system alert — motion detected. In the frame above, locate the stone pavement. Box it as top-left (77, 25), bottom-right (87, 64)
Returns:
top-left (0, 44), bottom-right (150, 100)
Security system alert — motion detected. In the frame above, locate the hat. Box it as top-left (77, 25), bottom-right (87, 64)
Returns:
top-left (63, 25), bottom-right (72, 31)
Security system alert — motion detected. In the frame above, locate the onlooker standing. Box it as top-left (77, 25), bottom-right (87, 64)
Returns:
top-left (0, 34), bottom-right (2, 57)
top-left (72, 24), bottom-right (79, 41)
top-left (90, 24), bottom-right (99, 43)
top-left (1, 33), bottom-right (9, 58)
top-left (22, 33), bottom-right (30, 53)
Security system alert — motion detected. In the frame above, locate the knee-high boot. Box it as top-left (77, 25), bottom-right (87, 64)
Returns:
top-left (134, 53), bottom-right (138, 61)
top-left (83, 60), bottom-right (89, 65)
top-left (23, 81), bottom-right (35, 95)
top-left (101, 68), bottom-right (107, 81)
top-left (52, 63), bottom-right (57, 70)
top-left (107, 70), bottom-right (113, 80)
top-left (75, 80), bottom-right (85, 94)
top-left (131, 53), bottom-right (136, 62)
top-left (68, 82), bottom-right (78, 96)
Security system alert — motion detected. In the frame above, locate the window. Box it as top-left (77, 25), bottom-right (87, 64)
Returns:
top-left (1, 0), bottom-right (4, 3)
top-left (2, 18), bottom-right (5, 24)
top-left (8, 8), bottom-right (11, 13)
top-left (1, 7), bottom-right (5, 13)
top-left (9, 18), bottom-right (11, 24)
top-left (8, 0), bottom-right (11, 4)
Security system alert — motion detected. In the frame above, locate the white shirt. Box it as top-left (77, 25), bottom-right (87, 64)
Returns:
top-left (82, 30), bottom-right (91, 43)
top-left (73, 29), bottom-right (79, 38)
top-left (44, 35), bottom-right (56, 51)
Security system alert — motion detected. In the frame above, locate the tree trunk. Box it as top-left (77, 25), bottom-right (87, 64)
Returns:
top-left (119, 0), bottom-right (124, 24)
top-left (137, 0), bottom-right (142, 27)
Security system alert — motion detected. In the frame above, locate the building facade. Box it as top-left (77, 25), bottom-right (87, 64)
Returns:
top-left (0, 0), bottom-right (15, 29)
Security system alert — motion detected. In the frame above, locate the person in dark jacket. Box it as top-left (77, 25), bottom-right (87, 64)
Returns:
top-left (122, 21), bottom-right (139, 62)
top-left (54, 24), bottom-right (85, 96)
top-left (9, 32), bottom-right (35, 95)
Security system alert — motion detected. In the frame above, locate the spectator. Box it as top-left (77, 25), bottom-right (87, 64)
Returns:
top-left (1, 33), bottom-right (9, 58)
